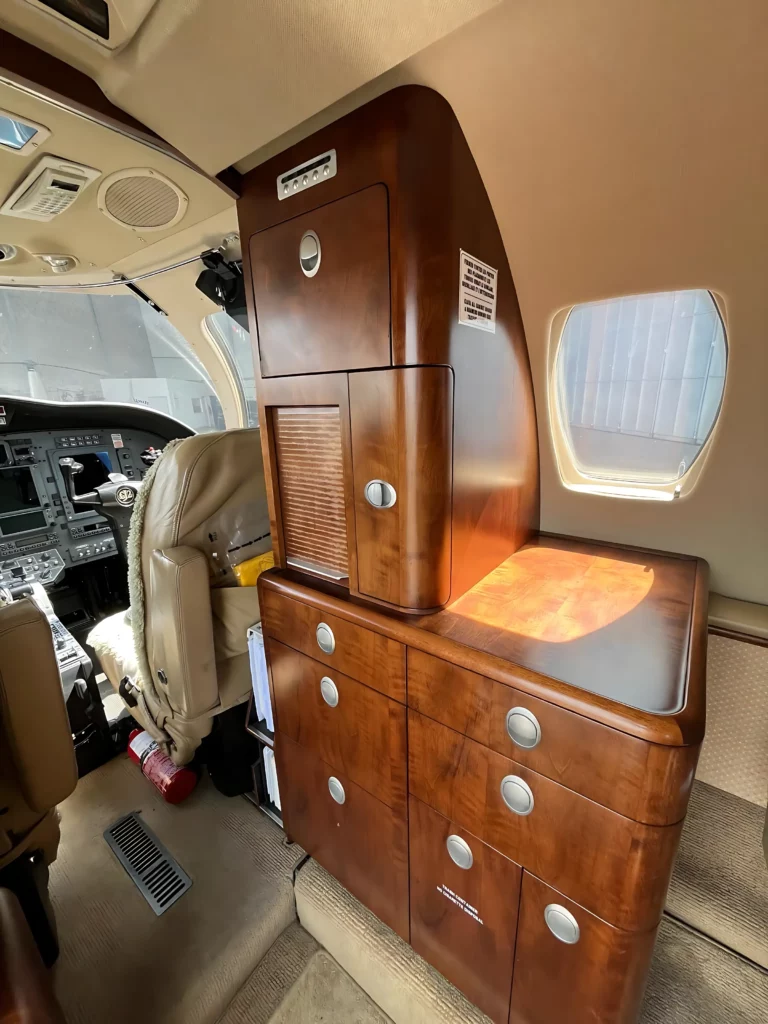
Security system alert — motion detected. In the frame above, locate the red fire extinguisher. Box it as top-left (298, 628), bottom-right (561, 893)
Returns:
top-left (127, 729), bottom-right (197, 804)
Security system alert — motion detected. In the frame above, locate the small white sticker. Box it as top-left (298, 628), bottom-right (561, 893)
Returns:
top-left (437, 884), bottom-right (484, 925)
top-left (459, 250), bottom-right (497, 333)
top-left (111, 432), bottom-right (124, 449)
top-left (129, 730), bottom-right (156, 761)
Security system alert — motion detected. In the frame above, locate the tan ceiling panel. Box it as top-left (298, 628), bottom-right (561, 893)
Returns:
top-left (0, 0), bottom-right (500, 175)
top-left (0, 81), bottom-right (234, 279)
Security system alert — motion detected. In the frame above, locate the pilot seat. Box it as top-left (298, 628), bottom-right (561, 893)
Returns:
top-left (88, 429), bottom-right (270, 766)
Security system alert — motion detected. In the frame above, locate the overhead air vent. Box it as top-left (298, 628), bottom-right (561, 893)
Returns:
top-left (97, 169), bottom-right (188, 232)
top-left (0, 156), bottom-right (100, 222)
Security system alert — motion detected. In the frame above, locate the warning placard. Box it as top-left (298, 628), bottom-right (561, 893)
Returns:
top-left (458, 250), bottom-right (497, 333)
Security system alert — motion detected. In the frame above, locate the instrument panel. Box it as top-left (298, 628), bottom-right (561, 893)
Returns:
top-left (0, 426), bottom-right (167, 586)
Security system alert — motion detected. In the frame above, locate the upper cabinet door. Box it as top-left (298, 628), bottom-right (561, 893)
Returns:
top-left (250, 184), bottom-right (392, 377)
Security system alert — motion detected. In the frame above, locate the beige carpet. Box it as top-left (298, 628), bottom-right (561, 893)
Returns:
top-left (295, 856), bottom-right (768, 1024)
top-left (666, 780), bottom-right (768, 968)
top-left (50, 755), bottom-right (304, 1024)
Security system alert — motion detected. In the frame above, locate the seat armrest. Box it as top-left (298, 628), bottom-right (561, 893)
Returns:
top-left (147, 547), bottom-right (218, 718)
top-left (0, 600), bottom-right (77, 813)
top-left (0, 888), bottom-right (66, 1023)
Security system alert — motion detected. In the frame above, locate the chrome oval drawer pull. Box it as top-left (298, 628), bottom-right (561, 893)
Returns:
top-left (328, 776), bottom-right (346, 805)
top-left (315, 622), bottom-right (335, 654)
top-left (299, 230), bottom-right (321, 277)
top-left (506, 707), bottom-right (542, 749)
top-left (544, 904), bottom-right (580, 944)
top-left (446, 834), bottom-right (474, 870)
top-left (320, 676), bottom-right (339, 707)
top-left (364, 479), bottom-right (397, 509)
top-left (500, 774), bottom-right (534, 816)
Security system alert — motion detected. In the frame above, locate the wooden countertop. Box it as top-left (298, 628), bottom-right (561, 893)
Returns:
top-left (260, 534), bottom-right (708, 746)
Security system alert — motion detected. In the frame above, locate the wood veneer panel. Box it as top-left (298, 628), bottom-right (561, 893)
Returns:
top-left (509, 873), bottom-right (658, 1024)
top-left (409, 796), bottom-right (520, 1024)
top-left (276, 732), bottom-right (409, 940)
top-left (250, 185), bottom-right (391, 377)
top-left (349, 366), bottom-right (453, 610)
top-left (273, 405), bottom-right (348, 578)
top-left (407, 649), bottom-right (699, 825)
top-left (269, 639), bottom-right (407, 815)
top-left (408, 711), bottom-right (681, 932)
top-left (259, 587), bottom-right (406, 702)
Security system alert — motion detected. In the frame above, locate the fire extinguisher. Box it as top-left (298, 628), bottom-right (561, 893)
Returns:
top-left (127, 729), bottom-right (198, 804)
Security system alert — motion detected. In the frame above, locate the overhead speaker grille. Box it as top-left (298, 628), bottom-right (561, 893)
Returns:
top-left (97, 169), bottom-right (188, 231)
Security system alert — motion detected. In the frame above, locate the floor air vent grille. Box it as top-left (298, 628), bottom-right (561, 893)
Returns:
top-left (104, 812), bottom-right (192, 915)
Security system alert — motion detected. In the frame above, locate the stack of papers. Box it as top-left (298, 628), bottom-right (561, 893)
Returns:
top-left (263, 747), bottom-right (281, 811)
top-left (247, 623), bottom-right (274, 732)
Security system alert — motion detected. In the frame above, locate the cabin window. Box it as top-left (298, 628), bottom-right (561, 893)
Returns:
top-left (204, 311), bottom-right (258, 427)
top-left (552, 289), bottom-right (727, 499)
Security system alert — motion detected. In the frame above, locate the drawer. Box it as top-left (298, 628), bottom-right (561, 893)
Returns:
top-left (407, 650), bottom-right (696, 826)
top-left (250, 185), bottom-right (391, 377)
top-left (509, 873), bottom-right (658, 1024)
top-left (276, 732), bottom-right (409, 940)
top-left (409, 795), bottom-right (520, 1024)
top-left (269, 640), bottom-right (407, 815)
top-left (260, 587), bottom-right (406, 702)
top-left (408, 711), bottom-right (681, 932)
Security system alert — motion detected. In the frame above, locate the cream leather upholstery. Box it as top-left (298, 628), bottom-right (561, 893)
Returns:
top-left (89, 429), bottom-right (270, 765)
top-left (0, 600), bottom-right (77, 872)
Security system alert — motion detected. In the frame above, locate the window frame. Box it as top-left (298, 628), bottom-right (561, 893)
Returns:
top-left (547, 289), bottom-right (728, 502)
top-left (200, 312), bottom-right (254, 429)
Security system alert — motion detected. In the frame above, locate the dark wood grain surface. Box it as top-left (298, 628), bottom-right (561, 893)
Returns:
top-left (407, 649), bottom-right (699, 825)
top-left (349, 367), bottom-right (453, 611)
top-left (509, 873), bottom-right (658, 1024)
top-left (250, 185), bottom-right (391, 377)
top-left (409, 795), bottom-right (520, 1024)
top-left (276, 732), bottom-right (409, 940)
top-left (260, 586), bottom-right (406, 702)
top-left (269, 639), bottom-right (407, 815)
top-left (408, 710), bottom-right (681, 931)
top-left (258, 546), bottom-right (708, 746)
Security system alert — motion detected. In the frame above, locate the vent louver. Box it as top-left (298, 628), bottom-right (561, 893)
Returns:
top-left (104, 812), bottom-right (192, 915)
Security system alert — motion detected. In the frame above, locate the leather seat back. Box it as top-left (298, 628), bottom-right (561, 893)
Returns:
top-left (132, 428), bottom-right (270, 763)
top-left (0, 600), bottom-right (77, 870)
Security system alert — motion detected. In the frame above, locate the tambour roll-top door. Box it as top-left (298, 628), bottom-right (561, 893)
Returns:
top-left (250, 184), bottom-right (391, 377)
top-left (273, 405), bottom-right (348, 579)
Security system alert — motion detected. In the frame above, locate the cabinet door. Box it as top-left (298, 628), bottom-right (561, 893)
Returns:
top-left (269, 639), bottom-right (407, 816)
top-left (276, 732), bottom-right (409, 940)
top-left (250, 185), bottom-right (391, 377)
top-left (509, 873), bottom-right (657, 1024)
top-left (349, 366), bottom-right (453, 610)
top-left (410, 796), bottom-right (520, 1024)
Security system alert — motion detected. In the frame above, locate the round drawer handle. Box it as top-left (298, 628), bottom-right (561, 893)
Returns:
top-left (364, 479), bottom-right (397, 509)
top-left (544, 904), bottom-right (580, 944)
top-left (299, 230), bottom-right (321, 277)
top-left (320, 676), bottom-right (339, 707)
top-left (500, 775), bottom-right (534, 816)
top-left (328, 776), bottom-right (346, 805)
top-left (506, 707), bottom-right (542, 750)
top-left (316, 622), bottom-right (335, 654)
top-left (446, 834), bottom-right (474, 870)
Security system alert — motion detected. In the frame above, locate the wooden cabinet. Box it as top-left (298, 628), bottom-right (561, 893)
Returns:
top-left (409, 796), bottom-right (521, 1024)
top-left (407, 649), bottom-right (697, 825)
top-left (269, 639), bottom-right (407, 816)
top-left (250, 185), bottom-right (391, 377)
top-left (349, 367), bottom-right (453, 610)
top-left (509, 874), bottom-right (658, 1024)
top-left (276, 732), bottom-right (409, 940)
top-left (408, 710), bottom-right (681, 932)
top-left (260, 587), bottom-right (406, 702)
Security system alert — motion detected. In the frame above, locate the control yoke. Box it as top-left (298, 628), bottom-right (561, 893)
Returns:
top-left (59, 458), bottom-right (141, 560)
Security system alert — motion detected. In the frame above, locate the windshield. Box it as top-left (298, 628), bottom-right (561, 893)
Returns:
top-left (0, 289), bottom-right (224, 433)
